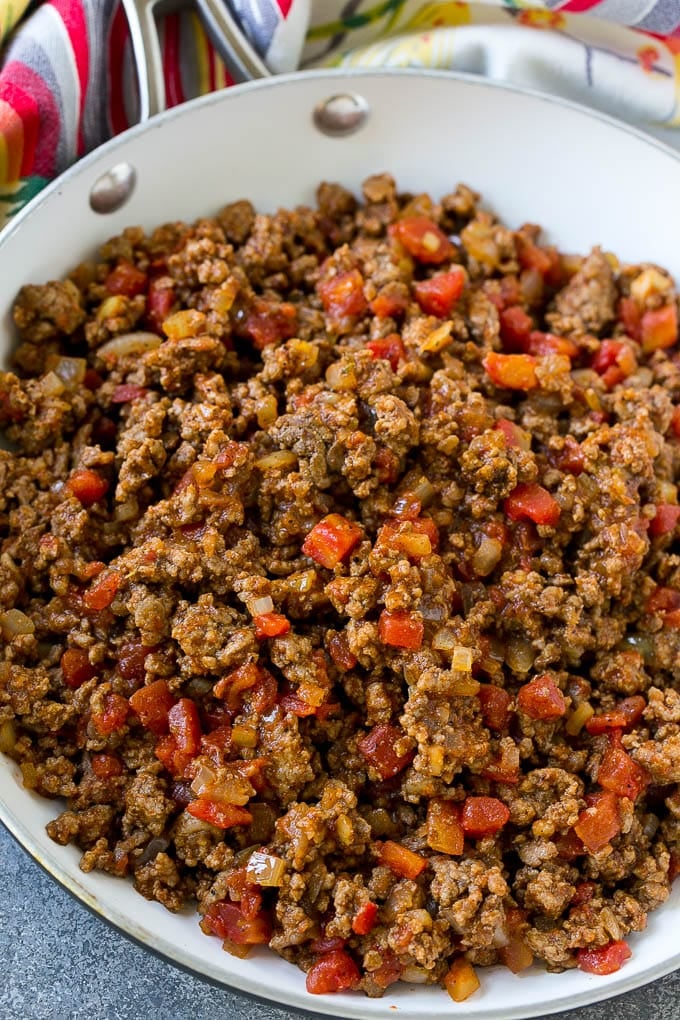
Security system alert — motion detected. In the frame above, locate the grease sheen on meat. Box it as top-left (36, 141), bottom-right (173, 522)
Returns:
top-left (1, 174), bottom-right (679, 998)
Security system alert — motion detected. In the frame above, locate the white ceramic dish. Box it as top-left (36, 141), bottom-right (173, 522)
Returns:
top-left (1, 69), bottom-right (679, 1019)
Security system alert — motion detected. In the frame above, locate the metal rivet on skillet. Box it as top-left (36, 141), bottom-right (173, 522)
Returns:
top-left (313, 94), bottom-right (370, 137)
top-left (89, 163), bottom-right (137, 214)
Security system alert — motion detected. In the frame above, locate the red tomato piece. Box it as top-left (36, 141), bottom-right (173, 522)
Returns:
top-left (516, 236), bottom-right (554, 277)
top-left (327, 632), bottom-right (358, 672)
top-left (574, 790), bottom-right (621, 852)
top-left (146, 280), bottom-right (175, 333)
top-left (370, 950), bottom-right (403, 990)
top-left (374, 446), bottom-right (400, 484)
top-left (505, 483), bottom-right (560, 527)
top-left (517, 674), bottom-right (566, 720)
top-left (129, 680), bottom-right (176, 735)
top-left (357, 723), bottom-right (413, 780)
top-left (254, 613), bottom-right (291, 639)
top-left (378, 610), bottom-right (424, 650)
top-left (306, 950), bottom-right (361, 995)
top-left (577, 940), bottom-right (632, 975)
top-left (111, 384), bottom-right (148, 403)
top-left (244, 298), bottom-right (297, 350)
top-left (82, 570), bottom-right (121, 611)
top-left (499, 306), bottom-right (533, 352)
top-left (571, 881), bottom-right (597, 907)
top-left (618, 296), bottom-right (642, 341)
top-left (352, 902), bottom-right (379, 936)
top-left (597, 743), bottom-right (649, 801)
top-left (302, 514), bottom-right (363, 569)
top-left (370, 288), bottom-right (409, 319)
top-left (649, 504), bottom-right (680, 537)
top-left (554, 829), bottom-right (585, 862)
top-left (552, 437), bottom-right (585, 476)
top-left (641, 303), bottom-right (677, 353)
top-left (92, 691), bottom-right (129, 736)
top-left (213, 663), bottom-right (261, 704)
top-left (202, 900), bottom-right (271, 944)
top-left (365, 334), bottom-right (406, 371)
top-left (66, 469), bottom-right (109, 507)
top-left (671, 406), bottom-right (680, 439)
top-left (390, 216), bottom-right (454, 264)
top-left (117, 641), bottom-right (155, 683)
top-left (377, 840), bottom-right (427, 879)
top-left (646, 587), bottom-right (680, 626)
top-left (187, 798), bottom-right (253, 829)
top-left (527, 331), bottom-right (579, 359)
top-left (461, 796), bottom-right (510, 838)
top-left (318, 269), bottom-right (368, 322)
top-left (414, 269), bottom-right (465, 317)
top-left (105, 261), bottom-right (147, 297)
top-left (309, 936), bottom-right (347, 955)
top-left (478, 685), bottom-right (513, 731)
top-left (61, 648), bottom-right (96, 689)
top-left (483, 352), bottom-right (538, 390)
top-left (168, 697), bottom-right (201, 761)
top-left (585, 695), bottom-right (646, 735)
top-left (495, 418), bottom-right (531, 450)
top-left (91, 752), bottom-right (124, 779)
top-left (481, 744), bottom-right (520, 785)
top-left (592, 339), bottom-right (637, 388)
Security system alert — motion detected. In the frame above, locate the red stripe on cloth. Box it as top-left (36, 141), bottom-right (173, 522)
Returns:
top-left (0, 61), bottom-right (60, 176)
top-left (557, 0), bottom-right (602, 11)
top-left (108, 4), bottom-right (129, 135)
top-left (50, 0), bottom-right (89, 155)
top-left (163, 14), bottom-right (185, 108)
top-left (276, 0), bottom-right (293, 15)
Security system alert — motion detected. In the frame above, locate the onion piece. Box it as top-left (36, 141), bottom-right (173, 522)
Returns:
top-left (0, 720), bottom-right (17, 753)
top-left (40, 371), bottom-right (65, 397)
top-left (452, 646), bottom-right (473, 672)
top-left (190, 763), bottom-right (218, 798)
top-left (432, 627), bottom-right (456, 652)
top-left (472, 536), bottom-right (502, 577)
top-left (254, 451), bottom-right (298, 472)
top-left (1, 609), bottom-right (35, 639)
top-left (246, 850), bottom-right (286, 887)
top-left (97, 332), bottom-right (162, 360)
top-left (46, 355), bottom-right (87, 391)
top-left (565, 702), bottom-right (594, 736)
top-left (248, 595), bottom-right (274, 617)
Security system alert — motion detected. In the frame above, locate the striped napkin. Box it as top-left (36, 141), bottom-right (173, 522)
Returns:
top-left (0, 0), bottom-right (678, 227)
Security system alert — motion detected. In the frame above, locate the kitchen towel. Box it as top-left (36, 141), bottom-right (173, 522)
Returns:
top-left (0, 0), bottom-right (678, 226)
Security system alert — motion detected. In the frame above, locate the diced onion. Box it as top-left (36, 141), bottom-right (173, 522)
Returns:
top-left (450, 674), bottom-right (481, 697)
top-left (190, 763), bottom-right (218, 797)
top-left (255, 395), bottom-right (278, 428)
top-left (565, 702), bottom-right (594, 736)
top-left (1, 609), bottom-right (35, 639)
top-left (420, 321), bottom-right (453, 354)
top-left (232, 725), bottom-right (258, 748)
top-left (452, 646), bottom-right (473, 672)
top-left (411, 477), bottom-right (435, 507)
top-left (249, 595), bottom-right (274, 617)
top-left (289, 339), bottom-right (319, 371)
top-left (286, 569), bottom-right (317, 593)
top-left (631, 267), bottom-right (671, 304)
top-left (472, 536), bottom-right (502, 577)
top-left (40, 371), bottom-right (65, 397)
top-left (254, 451), bottom-right (298, 472)
top-left (162, 309), bottom-right (206, 339)
top-left (402, 966), bottom-right (429, 984)
top-left (46, 356), bottom-right (87, 391)
top-left (336, 813), bottom-right (354, 846)
top-left (114, 499), bottom-right (139, 522)
top-left (98, 332), bottom-right (162, 360)
top-left (326, 361), bottom-right (357, 391)
top-left (246, 850), bottom-right (286, 887)
top-left (505, 637), bottom-right (535, 674)
top-left (432, 628), bottom-right (456, 653)
top-left (0, 720), bottom-right (17, 753)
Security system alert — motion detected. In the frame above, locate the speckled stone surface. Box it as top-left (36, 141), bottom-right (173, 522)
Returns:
top-left (0, 824), bottom-right (678, 1020)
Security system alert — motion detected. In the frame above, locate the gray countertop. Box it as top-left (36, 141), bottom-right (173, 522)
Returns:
top-left (1, 823), bottom-right (679, 1020)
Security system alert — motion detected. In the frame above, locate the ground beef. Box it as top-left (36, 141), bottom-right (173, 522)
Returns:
top-left (1, 176), bottom-right (679, 1001)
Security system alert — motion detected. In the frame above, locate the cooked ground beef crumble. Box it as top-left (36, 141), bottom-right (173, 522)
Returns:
top-left (1, 174), bottom-right (679, 998)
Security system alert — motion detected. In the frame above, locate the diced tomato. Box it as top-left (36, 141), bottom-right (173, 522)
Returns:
top-left (214, 663), bottom-right (261, 705)
top-left (352, 901), bottom-right (379, 936)
top-left (365, 334), bottom-right (406, 371)
top-left (577, 940), bottom-right (632, 975)
top-left (516, 235), bottom-right (556, 277)
top-left (554, 829), bottom-right (585, 861)
top-left (481, 743), bottom-right (520, 784)
top-left (646, 586), bottom-right (680, 627)
top-left (146, 279), bottom-right (175, 333)
top-left (483, 352), bottom-right (538, 390)
top-left (309, 935), bottom-right (347, 955)
top-left (592, 339), bottom-right (637, 388)
top-left (254, 613), bottom-right (291, 639)
top-left (478, 685), bottom-right (513, 731)
top-left (105, 261), bottom-right (147, 297)
top-left (571, 881), bottom-right (596, 908)
top-left (461, 796), bottom-right (510, 837)
top-left (618, 296), bottom-right (642, 342)
top-left (91, 752), bottom-right (123, 779)
top-left (357, 723), bottom-right (413, 780)
top-left (484, 276), bottom-right (522, 312)
top-left (117, 641), bottom-right (155, 683)
top-left (505, 483), bottom-right (560, 527)
top-left (527, 331), bottom-right (579, 359)
top-left (443, 958), bottom-right (480, 1003)
top-left (390, 216), bottom-right (454, 264)
top-left (200, 724), bottom-right (233, 765)
top-left (82, 570), bottom-right (121, 611)
top-left (370, 950), bottom-right (403, 989)
top-left (244, 298), bottom-right (297, 350)
top-left (495, 418), bottom-right (531, 450)
top-left (306, 949), bottom-right (361, 995)
top-left (414, 269), bottom-right (465, 317)
top-left (671, 406), bottom-right (680, 440)
top-left (370, 287), bottom-right (409, 319)
top-left (552, 437), bottom-right (585, 475)
top-left (187, 798), bottom-right (253, 829)
top-left (640, 303), bottom-right (677, 353)
top-left (111, 384), bottom-right (148, 403)
top-left (169, 697), bottom-right (201, 755)
top-left (61, 648), bottom-right (96, 689)
top-left (91, 691), bottom-right (129, 736)
top-left (649, 504), bottom-right (680, 537)
top-left (302, 514), bottom-right (363, 569)
top-left (66, 469), bottom-right (109, 507)
top-left (498, 908), bottom-right (533, 973)
top-left (328, 632), bottom-right (358, 671)
top-left (597, 743), bottom-right (649, 801)
top-left (374, 446), bottom-right (400, 484)
top-left (426, 799), bottom-right (464, 855)
top-left (499, 305), bottom-right (533, 352)
top-left (318, 269), bottom-right (368, 324)
top-left (202, 900), bottom-right (272, 944)
top-left (585, 695), bottom-right (646, 735)
top-left (378, 610), bottom-right (424, 650)
top-left (517, 674), bottom-right (566, 721)
top-left (129, 679), bottom-right (176, 735)
top-left (377, 840), bottom-right (427, 879)
top-left (375, 517), bottom-right (439, 560)
top-left (574, 790), bottom-right (621, 852)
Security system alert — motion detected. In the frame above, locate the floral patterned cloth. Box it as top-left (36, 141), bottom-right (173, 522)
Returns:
top-left (0, 0), bottom-right (679, 227)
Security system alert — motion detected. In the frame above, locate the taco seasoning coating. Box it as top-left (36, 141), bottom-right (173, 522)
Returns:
top-left (1, 174), bottom-right (680, 999)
